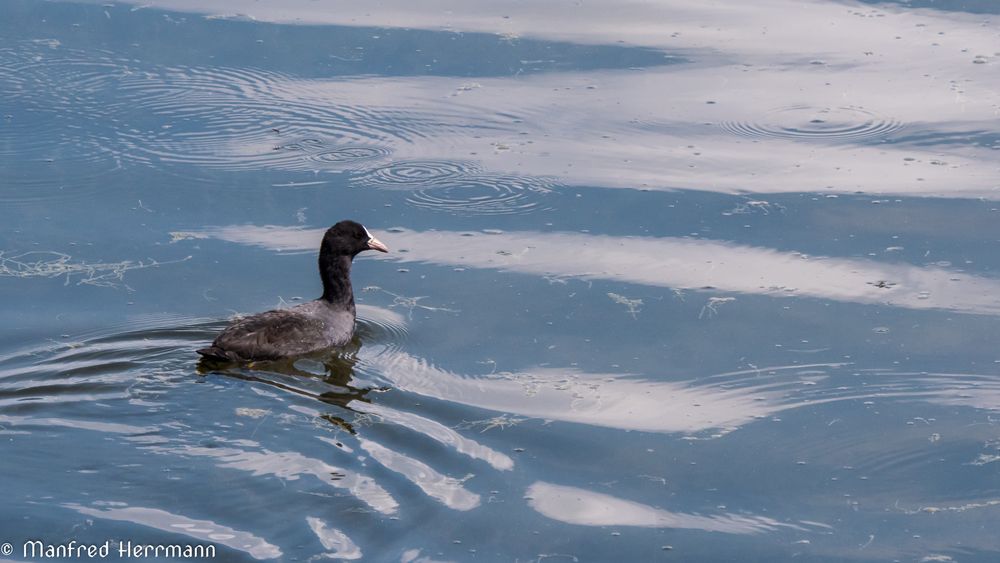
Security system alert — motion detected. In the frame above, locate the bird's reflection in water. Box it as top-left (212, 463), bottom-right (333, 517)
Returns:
top-left (196, 335), bottom-right (379, 433)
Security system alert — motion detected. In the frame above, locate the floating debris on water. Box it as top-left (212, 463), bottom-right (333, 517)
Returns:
top-left (456, 415), bottom-right (528, 433)
top-left (724, 199), bottom-right (786, 215)
top-left (169, 231), bottom-right (209, 242)
top-left (235, 408), bottom-right (270, 418)
top-left (0, 250), bottom-right (190, 290)
top-left (700, 296), bottom-right (736, 319)
top-left (368, 287), bottom-right (459, 319)
top-left (608, 292), bottom-right (643, 319)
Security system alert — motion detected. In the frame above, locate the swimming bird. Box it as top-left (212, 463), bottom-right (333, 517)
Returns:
top-left (197, 220), bottom-right (388, 362)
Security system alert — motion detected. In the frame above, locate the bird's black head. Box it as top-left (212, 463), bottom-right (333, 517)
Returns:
top-left (321, 220), bottom-right (389, 258)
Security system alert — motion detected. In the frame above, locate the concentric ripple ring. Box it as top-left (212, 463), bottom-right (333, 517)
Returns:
top-left (720, 105), bottom-right (904, 142)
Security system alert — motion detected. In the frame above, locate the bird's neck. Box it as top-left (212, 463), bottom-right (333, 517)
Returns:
top-left (320, 254), bottom-right (355, 306)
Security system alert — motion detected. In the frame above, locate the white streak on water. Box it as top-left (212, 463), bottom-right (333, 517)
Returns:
top-left (526, 481), bottom-right (801, 534)
top-left (358, 438), bottom-right (481, 511)
top-left (305, 516), bottom-right (363, 560)
top-left (178, 225), bottom-right (1000, 316)
top-left (167, 445), bottom-right (400, 515)
top-left (65, 503), bottom-right (283, 560)
top-left (354, 402), bottom-right (515, 471)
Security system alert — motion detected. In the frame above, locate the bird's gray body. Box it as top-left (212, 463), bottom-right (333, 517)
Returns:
top-left (199, 299), bottom-right (357, 362)
top-left (197, 220), bottom-right (387, 363)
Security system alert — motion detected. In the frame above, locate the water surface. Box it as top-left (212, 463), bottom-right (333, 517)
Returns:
top-left (2, 0), bottom-right (1000, 561)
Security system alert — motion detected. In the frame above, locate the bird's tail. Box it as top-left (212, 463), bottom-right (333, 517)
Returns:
top-left (196, 346), bottom-right (239, 362)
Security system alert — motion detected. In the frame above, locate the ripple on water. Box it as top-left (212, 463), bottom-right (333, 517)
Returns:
top-left (720, 105), bottom-right (904, 143)
top-left (407, 175), bottom-right (556, 216)
top-left (2, 43), bottom-right (528, 183)
top-left (0, 316), bottom-right (218, 413)
top-left (103, 64), bottom-right (451, 173)
top-left (353, 305), bottom-right (411, 366)
top-left (0, 45), bottom-right (131, 200)
top-left (1, 306), bottom-right (521, 547)
top-left (0, 44), bottom-right (129, 109)
top-left (0, 45), bottom-right (410, 176)
top-left (306, 145), bottom-right (393, 165)
top-left (355, 160), bottom-right (555, 215)
top-left (354, 159), bottom-right (479, 188)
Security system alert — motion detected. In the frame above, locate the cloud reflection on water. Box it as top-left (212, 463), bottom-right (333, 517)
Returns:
top-left (525, 481), bottom-right (799, 534)
top-left (353, 402), bottom-right (515, 471)
top-left (58, 0), bottom-right (1000, 199)
top-left (358, 438), bottom-right (481, 511)
top-left (175, 225), bottom-right (1000, 316)
top-left (65, 503), bottom-right (283, 560)
top-left (70, 0), bottom-right (999, 58)
top-left (364, 351), bottom-right (794, 434)
top-left (158, 443), bottom-right (401, 515)
top-left (305, 516), bottom-right (363, 560)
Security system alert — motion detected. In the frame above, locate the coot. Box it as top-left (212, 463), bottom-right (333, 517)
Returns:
top-left (197, 220), bottom-right (388, 362)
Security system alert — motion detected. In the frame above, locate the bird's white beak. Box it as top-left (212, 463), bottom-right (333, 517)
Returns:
top-left (366, 235), bottom-right (389, 253)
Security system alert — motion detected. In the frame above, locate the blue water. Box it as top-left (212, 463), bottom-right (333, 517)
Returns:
top-left (2, 0), bottom-right (1000, 561)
